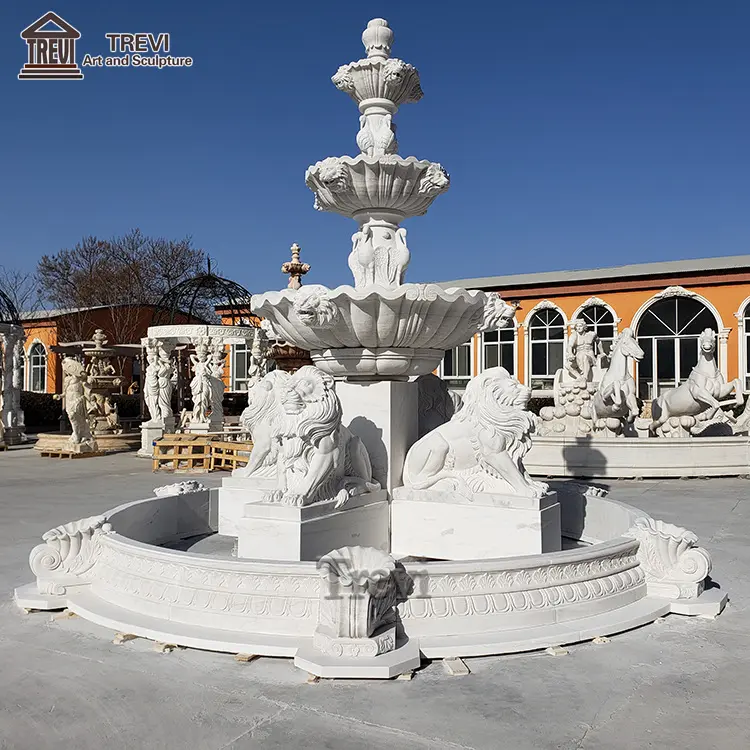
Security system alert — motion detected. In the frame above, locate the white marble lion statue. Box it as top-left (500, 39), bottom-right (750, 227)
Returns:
top-left (264, 366), bottom-right (379, 507)
top-left (402, 367), bottom-right (548, 500)
top-left (234, 369), bottom-right (291, 479)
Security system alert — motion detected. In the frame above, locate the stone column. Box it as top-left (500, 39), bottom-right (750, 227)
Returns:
top-left (335, 380), bottom-right (419, 493)
top-left (1, 325), bottom-right (26, 445)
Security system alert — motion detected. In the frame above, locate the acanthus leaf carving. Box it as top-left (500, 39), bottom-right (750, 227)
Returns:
top-left (625, 517), bottom-right (711, 599)
top-left (29, 515), bottom-right (112, 596)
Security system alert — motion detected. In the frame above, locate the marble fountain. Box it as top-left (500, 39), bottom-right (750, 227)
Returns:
top-left (15, 19), bottom-right (726, 679)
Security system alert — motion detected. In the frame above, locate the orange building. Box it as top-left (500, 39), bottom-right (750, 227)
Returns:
top-left (19, 304), bottom-right (191, 394)
top-left (437, 255), bottom-right (750, 399)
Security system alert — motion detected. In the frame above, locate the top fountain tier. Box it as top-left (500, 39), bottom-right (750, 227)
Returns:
top-left (332, 18), bottom-right (423, 112)
top-left (307, 18), bottom-right (448, 237)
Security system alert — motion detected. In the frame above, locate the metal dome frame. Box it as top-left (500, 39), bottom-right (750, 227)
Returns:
top-left (0, 288), bottom-right (21, 325)
top-left (151, 267), bottom-right (253, 327)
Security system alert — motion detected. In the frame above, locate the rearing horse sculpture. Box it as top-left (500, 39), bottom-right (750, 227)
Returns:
top-left (651, 328), bottom-right (742, 434)
top-left (591, 328), bottom-right (644, 424)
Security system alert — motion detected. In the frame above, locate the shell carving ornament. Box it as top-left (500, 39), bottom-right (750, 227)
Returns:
top-left (29, 515), bottom-right (113, 596)
top-left (625, 517), bottom-right (711, 599)
top-left (313, 546), bottom-right (401, 658)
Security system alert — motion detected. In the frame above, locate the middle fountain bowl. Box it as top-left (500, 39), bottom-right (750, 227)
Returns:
top-left (251, 283), bottom-right (487, 380)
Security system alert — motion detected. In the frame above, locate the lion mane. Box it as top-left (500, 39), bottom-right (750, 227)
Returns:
top-left (403, 367), bottom-right (547, 499)
top-left (455, 368), bottom-right (537, 466)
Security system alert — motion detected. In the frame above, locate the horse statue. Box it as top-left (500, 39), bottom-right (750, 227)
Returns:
top-left (591, 328), bottom-right (644, 428)
top-left (651, 328), bottom-right (742, 435)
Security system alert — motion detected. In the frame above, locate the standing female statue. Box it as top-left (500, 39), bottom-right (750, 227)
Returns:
top-left (144, 340), bottom-right (175, 424)
top-left (190, 338), bottom-right (212, 422)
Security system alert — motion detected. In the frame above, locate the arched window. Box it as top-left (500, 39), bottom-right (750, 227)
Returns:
top-left (28, 342), bottom-right (47, 393)
top-left (743, 304), bottom-right (750, 390)
top-left (529, 308), bottom-right (565, 390)
top-left (481, 324), bottom-right (516, 375)
top-left (440, 339), bottom-right (473, 385)
top-left (574, 305), bottom-right (616, 355)
top-left (636, 297), bottom-right (717, 400)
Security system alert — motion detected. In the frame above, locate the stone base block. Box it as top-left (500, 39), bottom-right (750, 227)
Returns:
top-left (3, 426), bottom-right (24, 446)
top-left (666, 588), bottom-right (728, 619)
top-left (294, 635), bottom-right (421, 679)
top-left (14, 583), bottom-right (67, 611)
top-left (313, 624), bottom-right (396, 659)
top-left (138, 422), bottom-right (165, 457)
top-left (188, 421), bottom-right (222, 434)
top-left (217, 476), bottom-right (275, 536)
top-left (236, 489), bottom-right (389, 561)
top-left (391, 488), bottom-right (561, 560)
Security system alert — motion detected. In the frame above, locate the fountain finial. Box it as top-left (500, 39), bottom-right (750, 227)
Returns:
top-left (281, 243), bottom-right (311, 290)
top-left (362, 18), bottom-right (392, 60)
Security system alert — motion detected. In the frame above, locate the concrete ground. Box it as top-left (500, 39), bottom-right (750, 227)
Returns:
top-left (1, 446), bottom-right (749, 750)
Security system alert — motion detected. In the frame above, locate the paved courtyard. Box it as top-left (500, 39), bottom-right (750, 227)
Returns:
top-left (0, 446), bottom-right (748, 749)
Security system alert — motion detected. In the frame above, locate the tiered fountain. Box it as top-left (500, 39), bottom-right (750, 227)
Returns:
top-left (15, 19), bottom-right (726, 680)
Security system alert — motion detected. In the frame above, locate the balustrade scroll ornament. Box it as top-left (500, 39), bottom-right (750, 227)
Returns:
top-left (626, 517), bottom-right (711, 599)
top-left (29, 515), bottom-right (112, 596)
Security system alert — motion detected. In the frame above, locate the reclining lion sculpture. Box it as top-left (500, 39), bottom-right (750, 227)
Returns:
top-left (403, 367), bottom-right (548, 500)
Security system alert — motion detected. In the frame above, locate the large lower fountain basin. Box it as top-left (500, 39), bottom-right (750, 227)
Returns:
top-left (14, 484), bottom-right (725, 659)
top-left (526, 435), bottom-right (750, 479)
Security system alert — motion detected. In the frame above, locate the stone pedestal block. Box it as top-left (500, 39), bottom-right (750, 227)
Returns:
top-left (335, 380), bottom-right (418, 492)
top-left (217, 475), bottom-right (275, 536)
top-left (236, 490), bottom-right (389, 561)
top-left (188, 420), bottom-right (222, 434)
top-left (391, 488), bottom-right (562, 560)
top-left (138, 419), bottom-right (174, 458)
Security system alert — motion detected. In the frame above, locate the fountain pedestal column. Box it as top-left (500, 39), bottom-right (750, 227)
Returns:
top-left (336, 380), bottom-right (418, 493)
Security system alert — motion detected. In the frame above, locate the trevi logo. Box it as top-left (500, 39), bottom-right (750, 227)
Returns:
top-left (19, 11), bottom-right (84, 80)
top-left (19, 11), bottom-right (194, 80)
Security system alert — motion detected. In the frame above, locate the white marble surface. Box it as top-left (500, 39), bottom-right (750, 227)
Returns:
top-left (217, 476), bottom-right (275, 536)
top-left (236, 490), bottom-right (389, 561)
top-left (526, 434), bottom-right (750, 478)
top-left (336, 379), bottom-right (418, 491)
top-left (391, 488), bottom-right (561, 560)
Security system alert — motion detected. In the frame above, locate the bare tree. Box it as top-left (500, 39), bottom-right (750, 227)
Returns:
top-left (37, 229), bottom-right (212, 343)
top-left (0, 266), bottom-right (42, 316)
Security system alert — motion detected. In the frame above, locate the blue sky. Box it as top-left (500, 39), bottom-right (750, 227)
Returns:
top-left (1, 1), bottom-right (749, 293)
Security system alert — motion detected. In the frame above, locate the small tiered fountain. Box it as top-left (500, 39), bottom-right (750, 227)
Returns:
top-left (14, 19), bottom-right (726, 680)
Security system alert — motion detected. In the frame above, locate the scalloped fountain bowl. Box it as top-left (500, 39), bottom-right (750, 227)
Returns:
top-left (13, 482), bottom-right (726, 660)
top-left (305, 155), bottom-right (449, 218)
top-left (251, 284), bottom-right (487, 379)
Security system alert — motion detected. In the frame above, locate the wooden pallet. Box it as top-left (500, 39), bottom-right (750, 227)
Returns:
top-left (153, 434), bottom-right (212, 473)
top-left (210, 440), bottom-right (253, 472)
top-left (39, 449), bottom-right (106, 459)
